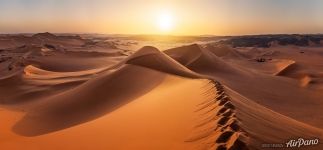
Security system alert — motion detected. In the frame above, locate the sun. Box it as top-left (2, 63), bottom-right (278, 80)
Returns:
top-left (156, 11), bottom-right (174, 32)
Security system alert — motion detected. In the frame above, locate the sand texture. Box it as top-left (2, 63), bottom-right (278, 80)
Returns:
top-left (1, 33), bottom-right (323, 150)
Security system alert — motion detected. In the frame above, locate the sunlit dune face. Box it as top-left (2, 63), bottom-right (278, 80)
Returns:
top-left (156, 11), bottom-right (174, 33)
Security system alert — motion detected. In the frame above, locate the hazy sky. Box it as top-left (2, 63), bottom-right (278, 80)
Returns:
top-left (0, 0), bottom-right (322, 35)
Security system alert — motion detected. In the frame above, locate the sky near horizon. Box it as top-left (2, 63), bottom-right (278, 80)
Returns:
top-left (0, 0), bottom-right (322, 35)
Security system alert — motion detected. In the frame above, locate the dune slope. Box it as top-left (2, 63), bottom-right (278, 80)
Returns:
top-left (1, 34), bottom-right (323, 150)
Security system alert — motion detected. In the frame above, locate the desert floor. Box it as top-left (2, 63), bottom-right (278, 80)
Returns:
top-left (1, 33), bottom-right (323, 150)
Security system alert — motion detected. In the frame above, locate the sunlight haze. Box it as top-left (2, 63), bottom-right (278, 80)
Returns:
top-left (0, 0), bottom-right (322, 35)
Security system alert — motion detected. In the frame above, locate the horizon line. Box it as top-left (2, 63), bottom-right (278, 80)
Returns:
top-left (1, 32), bottom-right (323, 37)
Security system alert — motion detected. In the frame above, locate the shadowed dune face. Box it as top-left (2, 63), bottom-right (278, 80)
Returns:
top-left (1, 34), bottom-right (323, 149)
top-left (125, 46), bottom-right (202, 79)
top-left (165, 44), bottom-right (251, 78)
top-left (165, 43), bottom-right (323, 128)
top-left (13, 65), bottom-right (165, 136)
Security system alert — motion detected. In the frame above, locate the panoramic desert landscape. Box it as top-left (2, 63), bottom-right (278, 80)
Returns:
top-left (1, 0), bottom-right (323, 150)
top-left (1, 33), bottom-right (323, 150)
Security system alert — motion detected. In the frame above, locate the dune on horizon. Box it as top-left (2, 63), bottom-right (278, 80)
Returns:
top-left (1, 33), bottom-right (323, 150)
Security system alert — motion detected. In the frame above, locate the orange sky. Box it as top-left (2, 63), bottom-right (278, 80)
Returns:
top-left (0, 0), bottom-right (323, 35)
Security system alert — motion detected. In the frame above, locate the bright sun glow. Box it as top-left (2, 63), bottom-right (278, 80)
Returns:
top-left (156, 11), bottom-right (174, 32)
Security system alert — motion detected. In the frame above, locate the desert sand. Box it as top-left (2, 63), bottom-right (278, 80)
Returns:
top-left (1, 33), bottom-right (323, 150)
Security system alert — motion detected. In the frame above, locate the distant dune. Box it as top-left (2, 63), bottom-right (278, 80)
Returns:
top-left (1, 33), bottom-right (323, 150)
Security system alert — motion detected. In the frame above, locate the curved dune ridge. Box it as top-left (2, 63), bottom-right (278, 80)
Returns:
top-left (24, 65), bottom-right (109, 79)
top-left (13, 65), bottom-right (166, 136)
top-left (185, 81), bottom-right (249, 150)
top-left (1, 35), bottom-right (323, 150)
top-left (164, 44), bottom-right (251, 78)
top-left (125, 46), bottom-right (202, 78)
top-left (275, 61), bottom-right (299, 76)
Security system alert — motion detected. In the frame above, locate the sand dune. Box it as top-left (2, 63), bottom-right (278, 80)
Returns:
top-left (24, 65), bottom-right (108, 79)
top-left (125, 46), bottom-right (202, 78)
top-left (165, 44), bottom-right (250, 78)
top-left (1, 33), bottom-right (323, 149)
top-left (13, 65), bottom-right (166, 136)
top-left (169, 44), bottom-right (323, 128)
